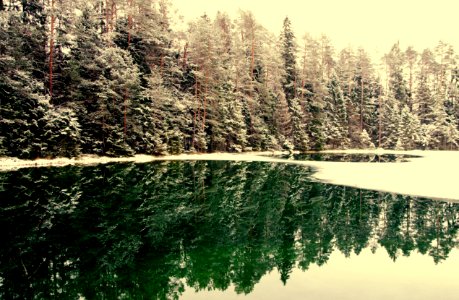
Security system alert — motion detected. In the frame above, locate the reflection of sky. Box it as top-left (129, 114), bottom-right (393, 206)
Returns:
top-left (182, 248), bottom-right (459, 300)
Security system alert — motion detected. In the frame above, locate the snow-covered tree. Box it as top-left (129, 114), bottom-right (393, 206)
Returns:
top-left (384, 42), bottom-right (409, 105)
top-left (0, 6), bottom-right (84, 158)
top-left (41, 106), bottom-right (81, 157)
top-left (290, 97), bottom-right (309, 150)
top-left (358, 129), bottom-right (375, 149)
top-left (381, 97), bottom-right (401, 149)
top-left (300, 34), bottom-right (327, 150)
top-left (280, 17), bottom-right (297, 102)
top-left (323, 74), bottom-right (349, 149)
top-left (398, 105), bottom-right (421, 150)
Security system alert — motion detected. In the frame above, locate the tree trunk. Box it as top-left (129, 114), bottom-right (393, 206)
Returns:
top-left (406, 199), bottom-right (411, 237)
top-left (124, 0), bottom-right (133, 140)
top-left (348, 74), bottom-right (352, 97)
top-left (202, 66), bottom-right (208, 132)
top-left (127, 9), bottom-right (132, 47)
top-left (408, 64), bottom-right (413, 111)
top-left (301, 46), bottom-right (306, 99)
top-left (160, 54), bottom-right (164, 77)
top-left (251, 37), bottom-right (255, 81)
top-left (293, 76), bottom-right (297, 99)
top-left (123, 89), bottom-right (127, 140)
top-left (235, 63), bottom-right (239, 91)
top-left (105, 0), bottom-right (109, 33)
top-left (265, 65), bottom-right (268, 88)
top-left (49, 0), bottom-right (55, 98)
top-left (159, 0), bottom-right (169, 31)
top-left (378, 96), bottom-right (382, 147)
top-left (182, 42), bottom-right (188, 69)
top-left (102, 116), bottom-right (106, 153)
top-left (192, 74), bottom-right (199, 150)
top-left (360, 76), bottom-right (364, 131)
top-left (250, 25), bottom-right (255, 94)
top-left (112, 1), bottom-right (117, 28)
top-left (126, 0), bottom-right (133, 47)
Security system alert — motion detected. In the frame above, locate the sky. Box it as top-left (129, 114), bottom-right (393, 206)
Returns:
top-left (172, 0), bottom-right (459, 60)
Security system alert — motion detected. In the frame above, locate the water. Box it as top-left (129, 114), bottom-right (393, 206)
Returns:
top-left (274, 153), bottom-right (420, 162)
top-left (0, 160), bottom-right (458, 299)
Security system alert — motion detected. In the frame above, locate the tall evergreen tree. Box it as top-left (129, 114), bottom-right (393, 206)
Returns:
top-left (385, 42), bottom-right (408, 104)
top-left (398, 105), bottom-right (421, 150)
top-left (300, 34), bottom-right (327, 150)
top-left (280, 17), bottom-right (297, 103)
top-left (323, 74), bottom-right (349, 148)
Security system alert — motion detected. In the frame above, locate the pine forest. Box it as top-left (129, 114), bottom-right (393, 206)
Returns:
top-left (2, 0), bottom-right (459, 159)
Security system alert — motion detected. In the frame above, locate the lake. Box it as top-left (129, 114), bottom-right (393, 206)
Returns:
top-left (0, 160), bottom-right (458, 299)
top-left (272, 153), bottom-right (420, 162)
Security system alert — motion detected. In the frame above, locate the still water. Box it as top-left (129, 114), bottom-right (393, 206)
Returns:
top-left (0, 160), bottom-right (458, 299)
top-left (275, 153), bottom-right (420, 162)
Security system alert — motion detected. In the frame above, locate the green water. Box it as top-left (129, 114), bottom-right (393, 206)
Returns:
top-left (0, 161), bottom-right (458, 299)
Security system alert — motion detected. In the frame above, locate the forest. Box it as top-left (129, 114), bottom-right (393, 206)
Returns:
top-left (1, 0), bottom-right (459, 159)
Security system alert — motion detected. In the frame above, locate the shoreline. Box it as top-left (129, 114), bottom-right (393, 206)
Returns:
top-left (0, 149), bottom-right (424, 171)
top-left (1, 149), bottom-right (458, 202)
top-left (0, 151), bottom-right (294, 172)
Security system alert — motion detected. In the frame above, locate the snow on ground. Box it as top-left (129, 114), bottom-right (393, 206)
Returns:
top-left (0, 150), bottom-right (458, 202)
top-left (306, 150), bottom-right (459, 202)
top-left (0, 152), bottom-right (290, 171)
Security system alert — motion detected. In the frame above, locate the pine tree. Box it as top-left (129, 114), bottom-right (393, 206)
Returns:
top-left (259, 30), bottom-right (289, 149)
top-left (359, 129), bottom-right (375, 149)
top-left (415, 75), bottom-right (435, 125)
top-left (323, 74), bottom-right (349, 148)
top-left (280, 17), bottom-right (297, 103)
top-left (41, 105), bottom-right (81, 157)
top-left (381, 97), bottom-right (401, 149)
top-left (95, 46), bottom-right (140, 156)
top-left (405, 46), bottom-right (417, 111)
top-left (138, 73), bottom-right (188, 155)
top-left (385, 42), bottom-right (409, 105)
top-left (398, 105), bottom-right (421, 150)
top-left (415, 49), bottom-right (437, 126)
top-left (273, 94), bottom-right (292, 147)
top-left (67, 7), bottom-right (107, 154)
top-left (233, 11), bottom-right (275, 150)
top-left (221, 87), bottom-right (248, 152)
top-left (429, 101), bottom-right (459, 149)
top-left (186, 14), bottom-right (217, 151)
top-left (300, 34), bottom-right (327, 150)
top-left (290, 97), bottom-right (309, 150)
top-left (336, 47), bottom-right (356, 101)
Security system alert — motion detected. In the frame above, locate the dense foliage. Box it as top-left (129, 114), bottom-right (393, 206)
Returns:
top-left (1, 160), bottom-right (457, 299)
top-left (1, 1), bottom-right (459, 158)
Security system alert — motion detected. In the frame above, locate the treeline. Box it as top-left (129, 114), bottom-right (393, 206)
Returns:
top-left (1, 1), bottom-right (459, 159)
top-left (1, 161), bottom-right (457, 298)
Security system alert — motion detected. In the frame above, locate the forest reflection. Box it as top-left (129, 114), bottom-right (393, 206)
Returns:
top-left (0, 161), bottom-right (458, 299)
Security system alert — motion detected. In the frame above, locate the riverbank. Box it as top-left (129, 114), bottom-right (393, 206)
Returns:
top-left (1, 150), bottom-right (457, 202)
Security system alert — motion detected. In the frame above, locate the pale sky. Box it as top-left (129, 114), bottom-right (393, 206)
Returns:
top-left (172, 0), bottom-right (459, 59)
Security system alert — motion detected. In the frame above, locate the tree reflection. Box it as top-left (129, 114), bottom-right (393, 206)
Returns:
top-left (0, 161), bottom-right (458, 299)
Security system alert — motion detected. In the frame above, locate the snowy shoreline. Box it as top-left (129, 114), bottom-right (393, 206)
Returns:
top-left (1, 150), bottom-right (458, 202)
